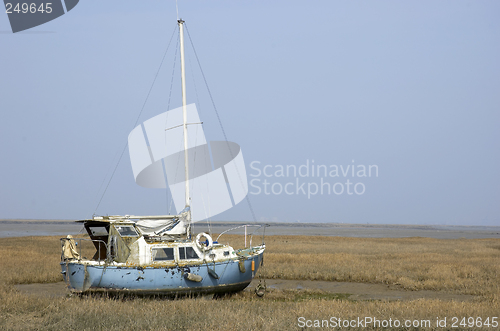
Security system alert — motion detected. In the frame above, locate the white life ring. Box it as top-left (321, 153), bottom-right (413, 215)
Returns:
top-left (195, 232), bottom-right (213, 252)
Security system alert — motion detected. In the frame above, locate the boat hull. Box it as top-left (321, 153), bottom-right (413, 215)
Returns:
top-left (61, 248), bottom-right (263, 296)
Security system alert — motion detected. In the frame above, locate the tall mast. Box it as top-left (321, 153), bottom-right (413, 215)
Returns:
top-left (178, 19), bottom-right (190, 212)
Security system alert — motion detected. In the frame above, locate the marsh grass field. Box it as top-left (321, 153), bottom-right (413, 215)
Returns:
top-left (0, 234), bottom-right (499, 330)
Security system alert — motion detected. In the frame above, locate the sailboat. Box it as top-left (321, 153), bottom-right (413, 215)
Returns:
top-left (60, 19), bottom-right (267, 296)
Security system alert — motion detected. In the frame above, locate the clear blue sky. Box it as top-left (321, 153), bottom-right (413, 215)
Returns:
top-left (1, 0), bottom-right (499, 225)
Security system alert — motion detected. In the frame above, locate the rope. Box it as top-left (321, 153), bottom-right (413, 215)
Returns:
top-left (184, 23), bottom-right (258, 223)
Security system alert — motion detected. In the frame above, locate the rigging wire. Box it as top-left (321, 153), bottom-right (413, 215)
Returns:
top-left (186, 44), bottom-right (213, 235)
top-left (184, 23), bottom-right (258, 223)
top-left (164, 31), bottom-right (180, 215)
top-left (93, 25), bottom-right (178, 215)
top-left (190, 123), bottom-right (200, 235)
top-left (175, 0), bottom-right (179, 21)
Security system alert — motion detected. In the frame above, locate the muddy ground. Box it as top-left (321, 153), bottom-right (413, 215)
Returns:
top-left (14, 279), bottom-right (475, 302)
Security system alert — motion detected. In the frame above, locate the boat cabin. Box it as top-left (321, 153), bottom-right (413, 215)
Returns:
top-left (68, 217), bottom-right (236, 267)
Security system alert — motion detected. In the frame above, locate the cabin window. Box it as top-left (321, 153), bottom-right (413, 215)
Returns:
top-left (153, 248), bottom-right (174, 261)
top-left (115, 225), bottom-right (138, 237)
top-left (179, 247), bottom-right (199, 260)
top-left (89, 226), bottom-right (108, 236)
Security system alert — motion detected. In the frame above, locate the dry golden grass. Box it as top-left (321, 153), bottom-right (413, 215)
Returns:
top-left (0, 235), bottom-right (94, 285)
top-left (1, 285), bottom-right (499, 330)
top-left (259, 236), bottom-right (500, 297)
top-left (0, 234), bottom-right (499, 330)
top-left (0, 236), bottom-right (62, 285)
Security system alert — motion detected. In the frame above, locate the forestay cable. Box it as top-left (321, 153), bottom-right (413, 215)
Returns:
top-left (93, 25), bottom-right (178, 215)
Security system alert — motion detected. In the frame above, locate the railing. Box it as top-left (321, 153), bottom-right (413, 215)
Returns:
top-left (60, 237), bottom-right (108, 264)
top-left (216, 224), bottom-right (270, 248)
